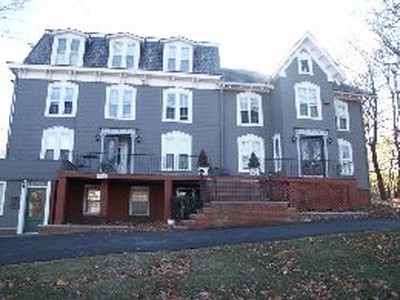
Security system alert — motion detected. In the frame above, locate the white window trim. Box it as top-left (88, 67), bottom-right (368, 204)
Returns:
top-left (334, 99), bottom-right (350, 131)
top-left (108, 37), bottom-right (140, 70)
top-left (298, 49), bottom-right (313, 75)
top-left (163, 41), bottom-right (193, 72)
top-left (294, 81), bottom-right (322, 120)
top-left (237, 134), bottom-right (265, 173)
top-left (129, 186), bottom-right (150, 216)
top-left (338, 138), bottom-right (354, 176)
top-left (44, 81), bottom-right (79, 117)
top-left (162, 88), bottom-right (193, 123)
top-left (0, 181), bottom-right (6, 216)
top-left (273, 133), bottom-right (282, 172)
top-left (105, 84), bottom-right (137, 120)
top-left (82, 184), bottom-right (101, 216)
top-left (236, 92), bottom-right (263, 127)
top-left (50, 33), bottom-right (86, 67)
top-left (161, 131), bottom-right (192, 171)
top-left (40, 126), bottom-right (74, 161)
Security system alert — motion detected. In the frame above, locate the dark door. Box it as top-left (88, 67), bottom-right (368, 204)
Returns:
top-left (24, 187), bottom-right (46, 233)
top-left (300, 136), bottom-right (325, 176)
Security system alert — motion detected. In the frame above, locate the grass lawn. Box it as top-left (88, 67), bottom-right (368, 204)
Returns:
top-left (1, 231), bottom-right (399, 299)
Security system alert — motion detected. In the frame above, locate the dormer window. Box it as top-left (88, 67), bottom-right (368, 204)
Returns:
top-left (108, 37), bottom-right (140, 70)
top-left (51, 33), bottom-right (86, 67)
top-left (298, 49), bottom-right (313, 75)
top-left (163, 41), bottom-right (193, 72)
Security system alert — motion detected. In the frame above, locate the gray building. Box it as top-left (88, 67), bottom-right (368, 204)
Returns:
top-left (0, 29), bottom-right (369, 234)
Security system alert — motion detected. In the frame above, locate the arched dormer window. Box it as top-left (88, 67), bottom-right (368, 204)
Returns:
top-left (108, 34), bottom-right (142, 70)
top-left (298, 49), bottom-right (313, 75)
top-left (50, 30), bottom-right (87, 67)
top-left (163, 39), bottom-right (194, 73)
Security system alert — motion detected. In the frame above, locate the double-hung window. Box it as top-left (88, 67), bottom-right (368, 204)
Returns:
top-left (335, 99), bottom-right (350, 131)
top-left (237, 134), bottom-right (265, 173)
top-left (108, 37), bottom-right (140, 69)
top-left (237, 92), bottom-right (263, 126)
top-left (163, 88), bottom-right (192, 123)
top-left (83, 185), bottom-right (101, 215)
top-left (105, 85), bottom-right (136, 120)
top-left (295, 82), bottom-right (321, 120)
top-left (45, 82), bottom-right (78, 117)
top-left (163, 41), bottom-right (193, 72)
top-left (161, 131), bottom-right (192, 171)
top-left (338, 139), bottom-right (354, 176)
top-left (51, 33), bottom-right (85, 66)
top-left (40, 127), bottom-right (74, 161)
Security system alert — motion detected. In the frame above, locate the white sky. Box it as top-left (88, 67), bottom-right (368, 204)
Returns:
top-left (0, 0), bottom-right (373, 156)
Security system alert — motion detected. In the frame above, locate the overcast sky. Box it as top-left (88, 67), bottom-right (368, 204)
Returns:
top-left (0, 0), bottom-right (373, 155)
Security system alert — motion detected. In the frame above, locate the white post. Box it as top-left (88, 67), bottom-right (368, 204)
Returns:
top-left (16, 180), bottom-right (27, 234)
top-left (43, 181), bottom-right (52, 225)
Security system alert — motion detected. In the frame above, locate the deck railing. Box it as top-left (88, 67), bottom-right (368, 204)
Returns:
top-left (71, 152), bottom-right (350, 177)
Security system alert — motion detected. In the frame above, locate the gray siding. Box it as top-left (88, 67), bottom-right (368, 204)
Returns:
top-left (0, 181), bottom-right (20, 227)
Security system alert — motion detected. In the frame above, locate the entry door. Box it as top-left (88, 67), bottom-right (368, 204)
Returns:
top-left (300, 136), bottom-right (325, 176)
top-left (24, 187), bottom-right (46, 233)
top-left (103, 136), bottom-right (130, 173)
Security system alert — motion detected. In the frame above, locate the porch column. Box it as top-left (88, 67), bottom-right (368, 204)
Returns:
top-left (163, 179), bottom-right (173, 221)
top-left (53, 177), bottom-right (68, 224)
top-left (100, 180), bottom-right (110, 221)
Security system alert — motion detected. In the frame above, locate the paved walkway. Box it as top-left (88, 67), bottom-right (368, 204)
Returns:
top-left (1, 219), bottom-right (400, 266)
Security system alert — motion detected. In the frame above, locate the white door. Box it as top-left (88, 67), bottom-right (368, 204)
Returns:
top-left (117, 139), bottom-right (129, 173)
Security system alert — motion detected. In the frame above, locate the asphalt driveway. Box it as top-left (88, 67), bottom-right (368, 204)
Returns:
top-left (1, 218), bottom-right (400, 266)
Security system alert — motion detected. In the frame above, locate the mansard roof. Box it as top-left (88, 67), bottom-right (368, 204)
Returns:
top-left (274, 31), bottom-right (346, 84)
top-left (23, 30), bottom-right (221, 75)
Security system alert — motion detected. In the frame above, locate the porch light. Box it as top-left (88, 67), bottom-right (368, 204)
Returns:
top-left (292, 136), bottom-right (297, 142)
top-left (135, 135), bottom-right (142, 143)
top-left (327, 137), bottom-right (333, 144)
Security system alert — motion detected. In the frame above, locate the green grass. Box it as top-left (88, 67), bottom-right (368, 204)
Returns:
top-left (1, 231), bottom-right (400, 299)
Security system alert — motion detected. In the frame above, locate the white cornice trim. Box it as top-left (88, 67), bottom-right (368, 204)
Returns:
top-left (8, 63), bottom-right (221, 90)
top-left (219, 81), bottom-right (274, 93)
top-left (107, 32), bottom-right (144, 42)
top-left (45, 28), bottom-right (89, 39)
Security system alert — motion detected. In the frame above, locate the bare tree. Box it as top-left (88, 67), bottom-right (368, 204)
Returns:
top-left (369, 0), bottom-right (400, 197)
top-left (360, 64), bottom-right (388, 199)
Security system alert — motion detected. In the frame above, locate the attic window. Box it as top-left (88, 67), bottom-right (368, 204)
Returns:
top-left (108, 37), bottom-right (140, 70)
top-left (298, 49), bottom-right (313, 75)
top-left (51, 34), bottom-right (86, 67)
top-left (163, 41), bottom-right (193, 73)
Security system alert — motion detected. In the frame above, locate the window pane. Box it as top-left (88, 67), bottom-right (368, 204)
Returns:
top-left (57, 38), bottom-right (67, 51)
top-left (127, 43), bottom-right (135, 54)
top-left (310, 105), bottom-right (318, 118)
top-left (59, 149), bottom-right (70, 160)
top-left (113, 41), bottom-right (123, 54)
top-left (166, 94), bottom-right (175, 119)
top-left (130, 188), bottom-right (149, 216)
top-left (49, 102), bottom-right (59, 114)
top-left (44, 149), bottom-right (54, 160)
top-left (71, 39), bottom-right (80, 51)
top-left (300, 103), bottom-right (308, 116)
top-left (51, 87), bottom-right (61, 100)
top-left (339, 117), bottom-right (347, 130)
top-left (168, 58), bottom-right (176, 71)
top-left (166, 153), bottom-right (174, 169)
top-left (64, 101), bottom-right (73, 114)
top-left (181, 47), bottom-right (190, 59)
top-left (300, 59), bottom-right (310, 72)
top-left (65, 87), bottom-right (74, 100)
top-left (250, 99), bottom-right (259, 123)
top-left (122, 90), bottom-right (133, 118)
top-left (109, 89), bottom-right (119, 117)
top-left (178, 154), bottom-right (189, 170)
top-left (242, 155), bottom-right (250, 170)
top-left (126, 55), bottom-right (134, 69)
top-left (112, 55), bottom-right (122, 67)
top-left (179, 94), bottom-right (188, 120)
top-left (241, 111), bottom-right (249, 124)
top-left (180, 60), bottom-right (189, 72)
